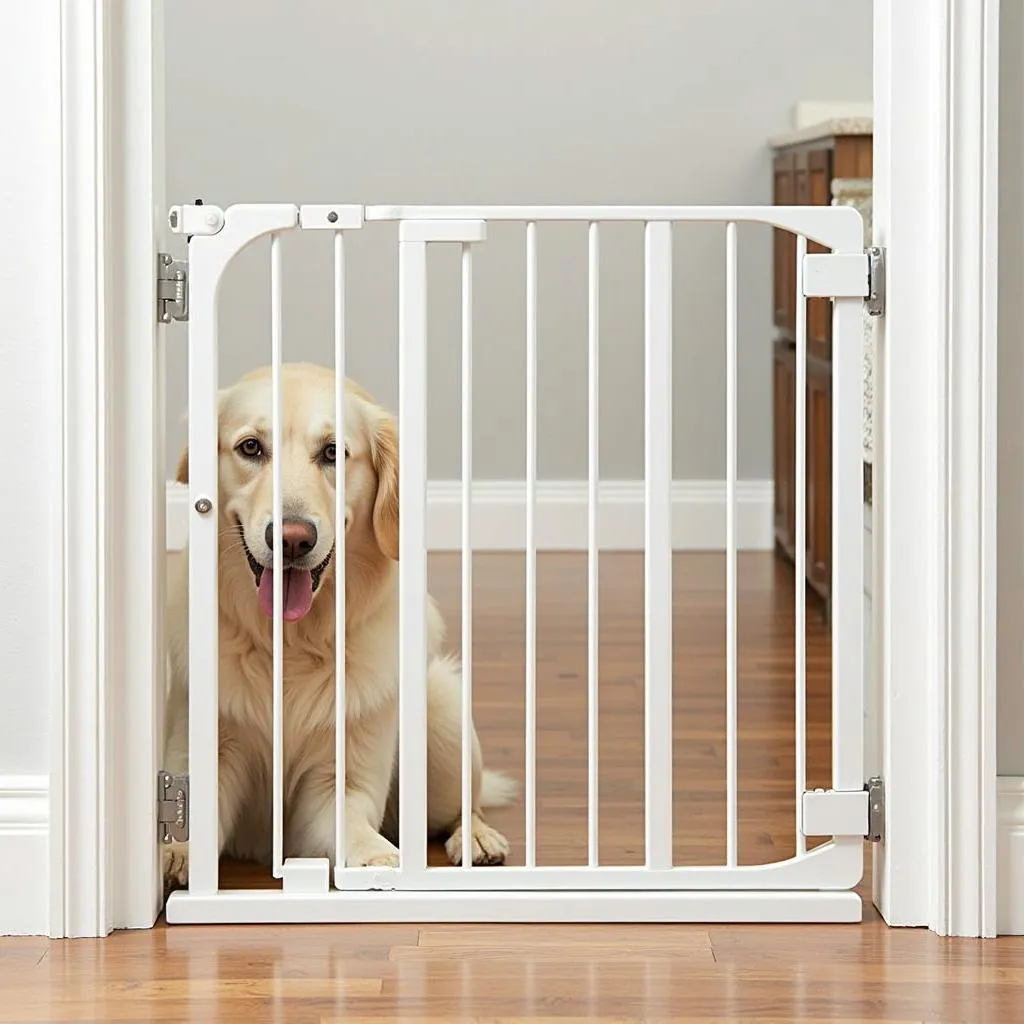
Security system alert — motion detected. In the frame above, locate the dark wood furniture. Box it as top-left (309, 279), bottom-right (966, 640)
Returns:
top-left (771, 127), bottom-right (872, 613)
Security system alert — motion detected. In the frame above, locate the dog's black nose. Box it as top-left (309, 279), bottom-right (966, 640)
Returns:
top-left (266, 518), bottom-right (318, 560)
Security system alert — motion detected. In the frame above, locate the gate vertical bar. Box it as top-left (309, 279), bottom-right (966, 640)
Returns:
top-left (398, 228), bottom-right (429, 877)
top-left (831, 289), bottom-right (864, 793)
top-left (644, 221), bottom-right (674, 870)
top-left (333, 230), bottom-right (347, 877)
top-left (525, 222), bottom-right (538, 868)
top-left (794, 235), bottom-right (808, 855)
top-left (186, 241), bottom-right (221, 896)
top-left (725, 222), bottom-right (739, 867)
top-left (587, 221), bottom-right (600, 867)
top-left (460, 242), bottom-right (474, 869)
top-left (270, 232), bottom-right (285, 878)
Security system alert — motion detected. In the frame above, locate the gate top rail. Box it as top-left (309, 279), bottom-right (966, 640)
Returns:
top-left (365, 204), bottom-right (864, 251)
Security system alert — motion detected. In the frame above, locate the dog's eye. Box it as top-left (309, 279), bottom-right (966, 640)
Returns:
top-left (237, 438), bottom-right (263, 459)
top-left (321, 442), bottom-right (350, 466)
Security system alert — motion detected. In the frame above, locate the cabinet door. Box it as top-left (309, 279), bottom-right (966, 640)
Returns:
top-left (773, 153), bottom-right (795, 333)
top-left (805, 149), bottom-right (833, 362)
top-left (806, 365), bottom-right (832, 595)
top-left (773, 344), bottom-right (796, 554)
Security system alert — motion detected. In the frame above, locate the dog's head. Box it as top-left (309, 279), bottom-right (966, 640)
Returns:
top-left (175, 363), bottom-right (398, 624)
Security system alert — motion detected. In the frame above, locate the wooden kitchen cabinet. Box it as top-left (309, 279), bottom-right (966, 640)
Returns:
top-left (770, 123), bottom-right (871, 614)
top-left (806, 363), bottom-right (832, 593)
top-left (773, 341), bottom-right (796, 552)
top-left (772, 154), bottom-right (796, 332)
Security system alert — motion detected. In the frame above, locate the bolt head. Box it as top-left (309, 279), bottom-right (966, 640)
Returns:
top-left (327, 210), bottom-right (339, 224)
top-left (194, 497), bottom-right (213, 515)
top-left (206, 213), bottom-right (218, 227)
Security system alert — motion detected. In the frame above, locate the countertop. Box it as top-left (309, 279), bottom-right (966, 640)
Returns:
top-left (768, 116), bottom-right (873, 149)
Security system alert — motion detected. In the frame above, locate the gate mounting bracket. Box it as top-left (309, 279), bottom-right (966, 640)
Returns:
top-left (864, 775), bottom-right (885, 842)
top-left (800, 778), bottom-right (884, 841)
top-left (865, 246), bottom-right (886, 317)
top-left (158, 771), bottom-right (189, 844)
top-left (800, 246), bottom-right (885, 316)
top-left (157, 253), bottom-right (188, 324)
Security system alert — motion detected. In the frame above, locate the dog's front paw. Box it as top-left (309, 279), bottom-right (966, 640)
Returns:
top-left (163, 841), bottom-right (189, 897)
top-left (445, 815), bottom-right (510, 866)
top-left (347, 832), bottom-right (401, 868)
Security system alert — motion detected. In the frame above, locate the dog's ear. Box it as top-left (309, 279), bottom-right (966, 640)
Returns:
top-left (371, 413), bottom-right (399, 561)
top-left (173, 388), bottom-right (229, 487)
top-left (175, 446), bottom-right (189, 484)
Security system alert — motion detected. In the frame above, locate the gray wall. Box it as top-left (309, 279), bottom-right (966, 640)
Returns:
top-left (999, 0), bottom-right (1024, 776)
top-left (164, 0), bottom-right (872, 481)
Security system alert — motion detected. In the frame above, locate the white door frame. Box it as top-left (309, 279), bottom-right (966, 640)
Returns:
top-left (47, 0), bottom-right (999, 936)
top-left (872, 0), bottom-right (1000, 936)
top-left (51, 0), bottom-right (166, 936)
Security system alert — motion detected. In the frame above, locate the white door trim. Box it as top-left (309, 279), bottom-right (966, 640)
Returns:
top-left (56, 0), bottom-right (109, 940)
top-left (52, 0), bottom-right (165, 937)
top-left (944, 0), bottom-right (1000, 938)
top-left (873, 0), bottom-right (1000, 936)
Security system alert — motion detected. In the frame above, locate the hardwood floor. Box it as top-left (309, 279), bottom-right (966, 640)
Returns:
top-left (226, 550), bottom-right (834, 876)
top-left (4, 552), bottom-right (1023, 1022)
top-left (6, 918), bottom-right (1024, 1022)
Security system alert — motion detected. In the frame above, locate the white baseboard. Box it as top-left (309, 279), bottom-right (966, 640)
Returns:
top-left (0, 776), bottom-right (49, 935)
top-left (165, 479), bottom-right (774, 553)
top-left (998, 776), bottom-right (1024, 934)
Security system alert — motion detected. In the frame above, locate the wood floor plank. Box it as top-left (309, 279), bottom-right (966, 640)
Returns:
top-left (412, 924), bottom-right (713, 955)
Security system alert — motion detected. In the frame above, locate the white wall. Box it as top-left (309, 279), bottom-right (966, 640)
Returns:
top-left (0, 4), bottom-right (63, 776)
top-left (162, 0), bottom-right (873, 482)
top-left (0, 0), bottom-right (63, 934)
top-left (999, 0), bottom-right (1024, 777)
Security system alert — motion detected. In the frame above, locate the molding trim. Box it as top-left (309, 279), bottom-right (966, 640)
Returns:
top-left (165, 479), bottom-right (775, 554)
top-left (938, 0), bottom-right (1000, 939)
top-left (998, 777), bottom-right (1024, 934)
top-left (873, 0), bottom-right (1000, 936)
top-left (54, 0), bottom-right (165, 938)
top-left (104, 0), bottom-right (166, 935)
top-left (0, 777), bottom-right (48, 935)
top-left (58, 0), bottom-right (109, 941)
top-left (0, 776), bottom-right (49, 831)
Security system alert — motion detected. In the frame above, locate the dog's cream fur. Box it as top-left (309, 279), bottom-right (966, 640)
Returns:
top-left (163, 363), bottom-right (513, 890)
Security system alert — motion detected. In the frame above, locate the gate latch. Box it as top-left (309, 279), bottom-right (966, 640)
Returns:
top-left (157, 253), bottom-right (188, 324)
top-left (158, 771), bottom-right (189, 844)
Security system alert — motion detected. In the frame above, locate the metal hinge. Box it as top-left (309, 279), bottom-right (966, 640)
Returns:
top-left (157, 771), bottom-right (189, 843)
top-left (157, 253), bottom-right (188, 324)
top-left (865, 776), bottom-right (884, 842)
top-left (865, 246), bottom-right (885, 317)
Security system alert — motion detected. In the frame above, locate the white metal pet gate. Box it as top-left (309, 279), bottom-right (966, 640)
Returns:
top-left (164, 201), bottom-right (868, 925)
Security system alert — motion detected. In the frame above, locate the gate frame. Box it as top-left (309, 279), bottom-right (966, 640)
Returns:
top-left (38, 0), bottom-right (999, 936)
top-left (163, 202), bottom-right (867, 926)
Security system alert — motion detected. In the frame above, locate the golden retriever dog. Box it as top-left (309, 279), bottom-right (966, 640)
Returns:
top-left (163, 363), bottom-right (514, 890)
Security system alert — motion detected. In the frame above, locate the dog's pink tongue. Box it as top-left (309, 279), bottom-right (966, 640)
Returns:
top-left (257, 567), bottom-right (314, 622)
